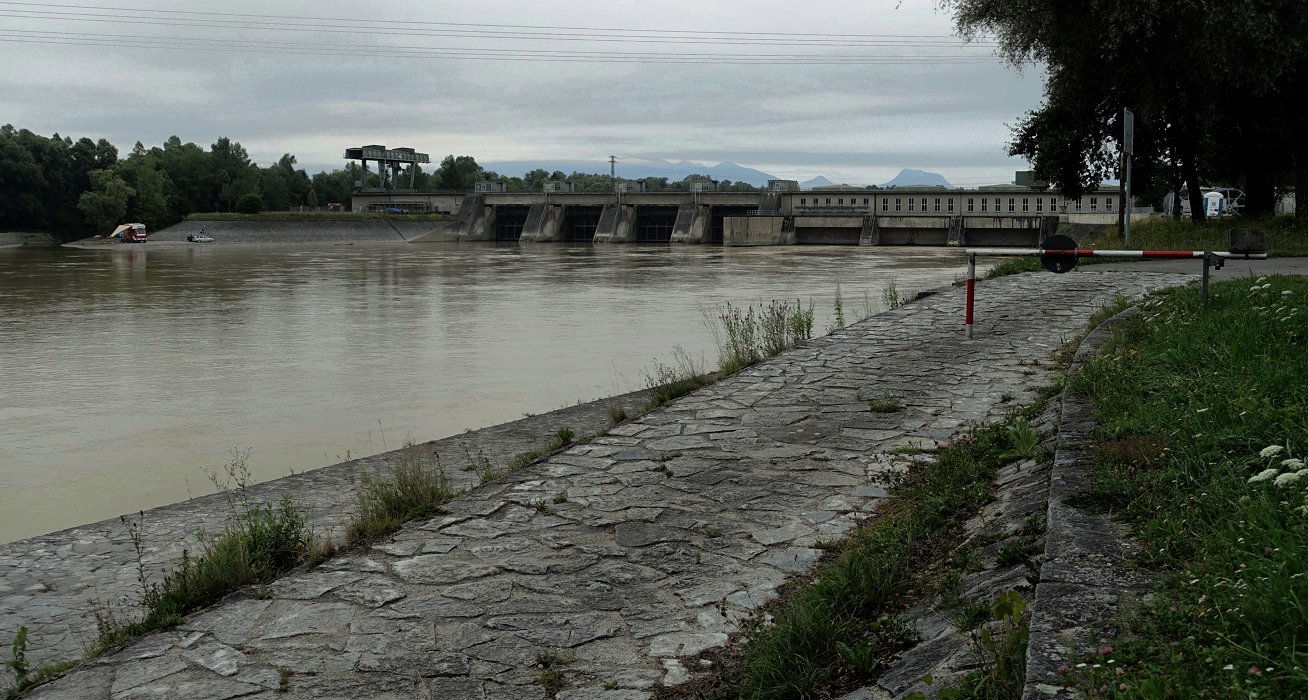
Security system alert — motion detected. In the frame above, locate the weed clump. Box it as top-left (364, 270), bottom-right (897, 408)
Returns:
top-left (347, 442), bottom-right (453, 544)
top-left (707, 299), bottom-right (815, 375)
top-left (644, 346), bottom-right (713, 409)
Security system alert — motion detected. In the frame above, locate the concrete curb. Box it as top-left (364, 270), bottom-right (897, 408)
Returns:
top-left (1022, 307), bottom-right (1153, 700)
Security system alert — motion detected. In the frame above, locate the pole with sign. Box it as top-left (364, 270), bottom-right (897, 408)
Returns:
top-left (1123, 108), bottom-right (1134, 246)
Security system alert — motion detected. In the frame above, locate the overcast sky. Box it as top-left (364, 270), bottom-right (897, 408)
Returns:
top-left (0, 0), bottom-right (1046, 185)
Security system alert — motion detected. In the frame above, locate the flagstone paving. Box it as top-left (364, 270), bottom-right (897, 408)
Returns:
top-left (0, 391), bottom-right (651, 672)
top-left (10, 269), bottom-right (1192, 699)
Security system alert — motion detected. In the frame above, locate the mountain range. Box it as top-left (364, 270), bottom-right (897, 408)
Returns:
top-left (479, 160), bottom-right (955, 190)
top-left (480, 159), bottom-right (777, 186)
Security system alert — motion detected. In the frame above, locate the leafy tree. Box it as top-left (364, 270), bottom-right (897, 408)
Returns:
top-left (434, 155), bottom-right (482, 190)
top-left (0, 130), bottom-right (47, 230)
top-left (259, 167), bottom-right (291, 211)
top-left (158, 137), bottom-right (214, 216)
top-left (944, 0), bottom-right (1308, 220)
top-left (235, 192), bottom-right (264, 214)
top-left (78, 169), bottom-right (134, 232)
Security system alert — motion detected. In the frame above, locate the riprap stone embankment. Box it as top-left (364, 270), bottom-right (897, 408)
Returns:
top-left (9, 268), bottom-right (1194, 698)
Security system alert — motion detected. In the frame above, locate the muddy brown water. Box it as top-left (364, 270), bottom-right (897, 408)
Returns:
top-left (0, 242), bottom-right (983, 542)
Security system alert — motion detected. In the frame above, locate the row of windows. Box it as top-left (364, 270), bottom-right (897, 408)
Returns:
top-left (794, 195), bottom-right (1116, 213)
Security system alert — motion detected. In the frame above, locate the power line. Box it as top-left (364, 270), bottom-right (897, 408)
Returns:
top-left (0, 30), bottom-right (1002, 65)
top-left (0, 1), bottom-right (996, 45)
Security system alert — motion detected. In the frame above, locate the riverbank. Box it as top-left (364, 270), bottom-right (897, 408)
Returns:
top-left (0, 388), bottom-right (652, 674)
top-left (62, 219), bottom-right (454, 246)
top-left (4, 265), bottom-right (1200, 698)
top-left (0, 233), bottom-right (58, 248)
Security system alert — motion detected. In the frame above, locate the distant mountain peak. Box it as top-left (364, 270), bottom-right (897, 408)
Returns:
top-left (800, 176), bottom-right (835, 190)
top-left (480, 159), bottom-right (777, 186)
top-left (883, 168), bottom-right (953, 188)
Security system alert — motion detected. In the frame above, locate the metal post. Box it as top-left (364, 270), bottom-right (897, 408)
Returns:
top-left (1124, 153), bottom-right (1132, 246)
top-left (966, 253), bottom-right (976, 339)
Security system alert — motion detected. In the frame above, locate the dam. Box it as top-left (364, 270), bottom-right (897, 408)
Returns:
top-left (349, 181), bottom-right (1120, 247)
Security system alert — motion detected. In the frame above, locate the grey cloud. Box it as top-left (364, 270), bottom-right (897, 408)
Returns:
top-left (0, 0), bottom-right (1045, 181)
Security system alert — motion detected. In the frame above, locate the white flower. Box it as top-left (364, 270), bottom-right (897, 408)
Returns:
top-left (1224, 664), bottom-right (1235, 671)
top-left (1249, 468), bottom-right (1280, 483)
top-left (1282, 458), bottom-right (1305, 470)
top-left (1250, 286), bottom-right (1263, 292)
top-left (1263, 283), bottom-right (1274, 289)
top-left (1257, 276), bottom-right (1268, 283)
top-left (1261, 445), bottom-right (1285, 459)
top-left (1283, 291), bottom-right (1293, 296)
top-left (1274, 471), bottom-right (1302, 487)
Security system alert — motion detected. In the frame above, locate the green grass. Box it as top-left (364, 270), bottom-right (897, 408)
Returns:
top-left (692, 416), bottom-right (1031, 699)
top-left (1066, 275), bottom-right (1308, 697)
top-left (2, 626), bottom-right (78, 700)
top-left (185, 211), bottom-right (453, 222)
top-left (347, 442), bottom-right (454, 544)
top-left (644, 347), bottom-right (715, 410)
top-left (708, 299), bottom-right (814, 376)
top-left (91, 492), bottom-right (323, 658)
top-left (867, 397), bottom-right (904, 413)
top-left (984, 257), bottom-right (1044, 279)
top-left (1090, 215), bottom-right (1308, 256)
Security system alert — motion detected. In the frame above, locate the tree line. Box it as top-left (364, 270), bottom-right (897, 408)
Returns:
top-left (944, 0), bottom-right (1307, 221)
top-left (0, 125), bottom-right (363, 238)
top-left (0, 125), bottom-right (759, 240)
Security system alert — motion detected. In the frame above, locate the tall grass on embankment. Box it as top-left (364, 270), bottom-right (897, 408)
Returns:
top-left (346, 442), bottom-right (456, 544)
top-left (705, 298), bottom-right (815, 376)
top-left (1066, 275), bottom-right (1308, 697)
top-left (90, 450), bottom-right (328, 650)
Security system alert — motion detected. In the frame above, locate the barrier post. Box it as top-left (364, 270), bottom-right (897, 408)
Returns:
top-left (963, 242), bottom-right (1265, 336)
top-left (965, 253), bottom-right (976, 339)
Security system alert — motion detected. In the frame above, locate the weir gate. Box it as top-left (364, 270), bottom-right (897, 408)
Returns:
top-left (352, 187), bottom-right (1119, 246)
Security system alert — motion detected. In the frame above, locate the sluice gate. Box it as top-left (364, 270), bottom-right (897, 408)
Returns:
top-left (635, 205), bottom-right (678, 243)
top-left (562, 206), bottom-right (603, 242)
top-left (493, 205), bottom-right (530, 241)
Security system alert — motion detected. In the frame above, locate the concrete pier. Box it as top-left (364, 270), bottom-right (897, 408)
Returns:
top-left (6, 267), bottom-right (1198, 698)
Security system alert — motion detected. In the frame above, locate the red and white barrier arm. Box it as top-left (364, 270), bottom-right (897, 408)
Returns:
top-left (965, 248), bottom-right (1267, 260)
top-left (962, 248), bottom-right (1267, 338)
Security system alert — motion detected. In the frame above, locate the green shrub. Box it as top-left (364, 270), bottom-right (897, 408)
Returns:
top-left (234, 193), bottom-right (264, 214)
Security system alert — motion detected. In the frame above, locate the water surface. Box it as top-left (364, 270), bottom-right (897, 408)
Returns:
top-left (0, 243), bottom-right (976, 542)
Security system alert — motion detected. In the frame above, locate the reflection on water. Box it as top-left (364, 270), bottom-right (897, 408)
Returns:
top-left (0, 243), bottom-right (975, 542)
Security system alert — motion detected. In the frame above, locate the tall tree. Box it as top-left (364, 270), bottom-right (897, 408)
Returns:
top-left (944, 0), bottom-right (1308, 220)
top-left (77, 169), bottom-right (134, 232)
top-left (434, 155), bottom-right (482, 190)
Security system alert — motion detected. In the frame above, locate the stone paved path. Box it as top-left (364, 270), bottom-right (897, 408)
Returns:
top-left (13, 270), bottom-right (1191, 699)
top-left (0, 391), bottom-right (651, 672)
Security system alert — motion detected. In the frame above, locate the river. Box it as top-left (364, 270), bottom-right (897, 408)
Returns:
top-left (0, 242), bottom-right (979, 542)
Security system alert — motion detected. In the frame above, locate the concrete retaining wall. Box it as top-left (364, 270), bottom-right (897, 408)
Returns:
top-left (141, 220), bottom-right (445, 244)
top-left (723, 216), bottom-right (793, 246)
top-left (0, 232), bottom-right (59, 248)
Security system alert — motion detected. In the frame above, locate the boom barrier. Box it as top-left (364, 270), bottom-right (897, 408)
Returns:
top-left (962, 233), bottom-right (1268, 338)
